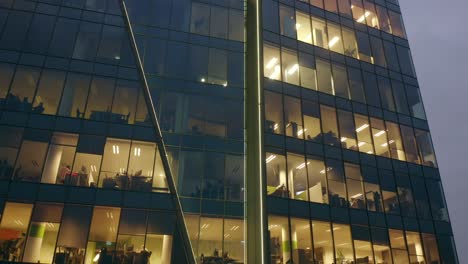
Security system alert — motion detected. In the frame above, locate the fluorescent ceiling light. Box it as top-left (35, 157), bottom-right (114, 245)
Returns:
top-left (356, 124), bottom-right (369, 132)
top-left (341, 137), bottom-right (347, 142)
top-left (296, 162), bottom-right (310, 170)
top-left (266, 155), bottom-right (277, 163)
top-left (296, 23), bottom-right (301, 30)
top-left (328, 36), bottom-right (340, 48)
top-left (357, 11), bottom-right (371, 23)
top-left (287, 64), bottom-right (299, 75)
top-left (358, 142), bottom-right (366, 147)
top-left (266, 57), bottom-right (278, 69)
top-left (374, 130), bottom-right (386, 137)
top-left (298, 128), bottom-right (307, 136)
top-left (351, 193), bottom-right (363, 199)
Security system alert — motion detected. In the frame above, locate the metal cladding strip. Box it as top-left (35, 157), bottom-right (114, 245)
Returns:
top-left (119, 1), bottom-right (197, 263)
top-left (246, 0), bottom-right (267, 263)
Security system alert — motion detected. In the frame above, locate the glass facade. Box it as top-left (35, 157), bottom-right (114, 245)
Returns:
top-left (0, 0), bottom-right (458, 263)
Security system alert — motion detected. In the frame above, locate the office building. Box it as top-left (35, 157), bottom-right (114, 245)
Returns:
top-left (0, 0), bottom-right (458, 263)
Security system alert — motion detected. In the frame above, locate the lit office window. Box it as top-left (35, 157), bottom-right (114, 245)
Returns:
top-left (281, 49), bottom-right (300, 86)
top-left (23, 203), bottom-right (63, 263)
top-left (296, 11), bottom-right (312, 44)
top-left (290, 217), bottom-right (313, 264)
top-left (320, 105), bottom-right (340, 146)
top-left (337, 110), bottom-right (358, 150)
top-left (85, 207), bottom-right (121, 264)
top-left (266, 152), bottom-right (288, 198)
top-left (354, 114), bottom-right (374, 154)
top-left (0, 202), bottom-right (33, 262)
top-left (389, 229), bottom-right (410, 263)
top-left (269, 215), bottom-right (290, 263)
top-left (327, 23), bottom-right (344, 54)
top-left (41, 132), bottom-right (78, 185)
top-left (307, 156), bottom-right (328, 204)
top-left (263, 44), bottom-right (281, 81)
top-left (312, 221), bottom-right (334, 264)
top-left (333, 224), bottom-right (354, 263)
top-left (287, 153), bottom-right (308, 201)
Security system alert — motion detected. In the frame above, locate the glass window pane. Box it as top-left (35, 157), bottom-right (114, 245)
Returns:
top-left (282, 49), bottom-right (300, 86)
top-left (311, 18), bottom-right (328, 49)
top-left (382, 188), bottom-right (400, 214)
top-left (347, 178), bottom-right (366, 209)
top-left (370, 36), bottom-right (386, 67)
top-left (337, 110), bottom-right (357, 150)
top-left (42, 133), bottom-right (78, 185)
top-left (363, 1), bottom-right (379, 29)
top-left (415, 129), bottom-right (437, 167)
top-left (290, 217), bottom-right (312, 264)
top-left (264, 44), bottom-right (281, 81)
top-left (370, 118), bottom-right (390, 157)
top-left (129, 141), bottom-right (157, 191)
top-left (96, 25), bottom-right (123, 63)
top-left (71, 153), bottom-right (102, 187)
top-left (348, 67), bottom-right (366, 103)
top-left (386, 121), bottom-right (406, 161)
top-left (265, 91), bottom-right (284, 135)
top-left (58, 74), bottom-right (91, 118)
top-left (73, 22), bottom-right (101, 60)
top-left (333, 224), bottom-right (354, 263)
top-left (6, 67), bottom-right (40, 111)
top-left (208, 48), bottom-right (228, 86)
top-left (325, 0), bottom-right (338, 13)
top-left (85, 78), bottom-right (115, 121)
top-left (351, 0), bottom-right (365, 23)
top-left (354, 114), bottom-right (374, 154)
top-left (389, 229), bottom-right (410, 263)
top-left (406, 85), bottom-right (427, 120)
top-left (396, 46), bottom-right (416, 77)
top-left (332, 64), bottom-right (350, 99)
top-left (229, 9), bottom-right (244, 42)
top-left (302, 100), bottom-right (321, 142)
top-left (299, 52), bottom-right (317, 90)
top-left (288, 153), bottom-right (308, 200)
top-left (354, 240), bottom-right (374, 263)
top-left (372, 227), bottom-right (392, 264)
top-left (266, 153), bottom-right (288, 198)
top-left (33, 70), bottom-right (66, 115)
top-left (296, 11), bottom-right (312, 44)
top-left (190, 2), bottom-right (210, 35)
top-left (316, 59), bottom-right (333, 95)
top-left (280, 5), bottom-right (296, 38)
top-left (388, 11), bottom-right (406, 38)
top-left (178, 150), bottom-right (203, 197)
top-left (310, 0), bottom-right (323, 8)
top-left (210, 6), bottom-right (228, 39)
top-left (320, 105), bottom-right (340, 146)
top-left (100, 138), bottom-right (131, 189)
top-left (365, 182), bottom-right (383, 212)
top-left (85, 207), bottom-right (121, 264)
top-left (327, 23), bottom-right (344, 54)
top-left (422, 233), bottom-right (440, 264)
top-left (398, 186), bottom-right (416, 217)
top-left (356, 31), bottom-right (373, 63)
top-left (269, 215), bottom-right (290, 263)
top-left (225, 154), bottom-right (244, 201)
top-left (0, 202), bottom-right (33, 261)
top-left (377, 76), bottom-right (395, 112)
top-left (14, 141), bottom-right (48, 182)
top-left (376, 5), bottom-right (391, 33)
top-left (338, 0), bottom-right (352, 17)
top-left (111, 80), bottom-right (139, 124)
top-left (406, 231), bottom-right (425, 263)
top-left (262, 0), bottom-right (279, 33)
top-left (342, 27), bottom-right (358, 59)
top-left (224, 218), bottom-right (244, 262)
top-left (23, 203), bottom-right (63, 263)
top-left (400, 125), bottom-right (421, 164)
top-left (284, 96), bottom-right (303, 139)
top-left (327, 159), bottom-right (347, 208)
top-left (383, 41), bottom-right (400, 72)
top-left (0, 63), bottom-right (14, 101)
top-left (307, 156), bottom-right (328, 204)
top-left (198, 217), bottom-right (223, 259)
top-left (312, 220), bottom-right (334, 264)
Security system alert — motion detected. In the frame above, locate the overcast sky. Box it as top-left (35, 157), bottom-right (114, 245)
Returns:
top-left (399, 0), bottom-right (468, 260)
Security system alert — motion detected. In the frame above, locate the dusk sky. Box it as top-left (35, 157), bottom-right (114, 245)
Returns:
top-left (400, 0), bottom-right (468, 260)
